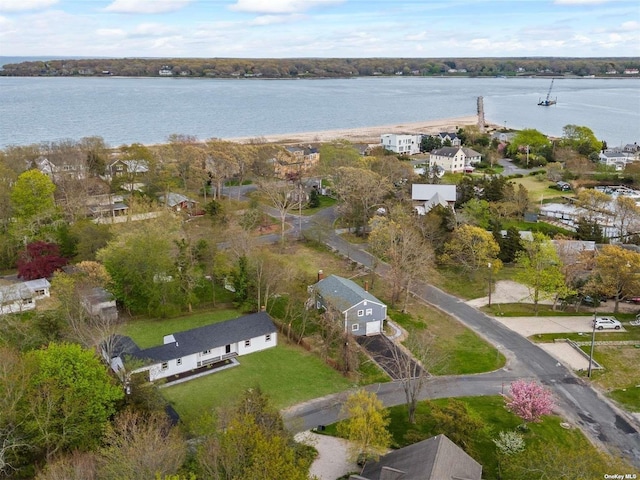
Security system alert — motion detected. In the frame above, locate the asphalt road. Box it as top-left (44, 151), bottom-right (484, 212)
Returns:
top-left (222, 188), bottom-right (640, 467)
top-left (285, 215), bottom-right (640, 468)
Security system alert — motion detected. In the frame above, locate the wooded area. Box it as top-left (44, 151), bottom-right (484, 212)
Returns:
top-left (2, 57), bottom-right (639, 78)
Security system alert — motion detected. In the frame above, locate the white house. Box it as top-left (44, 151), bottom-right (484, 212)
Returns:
top-left (111, 312), bottom-right (277, 382)
top-left (411, 184), bottom-right (457, 215)
top-left (599, 151), bottom-right (631, 170)
top-left (313, 273), bottom-right (386, 336)
top-left (381, 134), bottom-right (422, 155)
top-left (429, 147), bottom-right (482, 173)
top-left (0, 278), bottom-right (51, 315)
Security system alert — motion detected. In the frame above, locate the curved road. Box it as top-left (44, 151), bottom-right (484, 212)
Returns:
top-left (224, 186), bottom-right (640, 467)
top-left (283, 210), bottom-right (640, 468)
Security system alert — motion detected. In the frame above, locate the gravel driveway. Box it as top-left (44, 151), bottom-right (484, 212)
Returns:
top-left (295, 431), bottom-right (358, 480)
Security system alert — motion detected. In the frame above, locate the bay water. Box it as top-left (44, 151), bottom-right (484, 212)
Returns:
top-left (1, 76), bottom-right (638, 148)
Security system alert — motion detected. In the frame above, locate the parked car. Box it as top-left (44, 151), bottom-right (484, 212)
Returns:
top-left (593, 316), bottom-right (622, 330)
top-left (628, 296), bottom-right (640, 304)
top-left (581, 295), bottom-right (604, 307)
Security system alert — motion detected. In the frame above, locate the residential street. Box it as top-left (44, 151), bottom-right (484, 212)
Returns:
top-left (222, 187), bottom-right (640, 467)
top-left (282, 208), bottom-right (640, 468)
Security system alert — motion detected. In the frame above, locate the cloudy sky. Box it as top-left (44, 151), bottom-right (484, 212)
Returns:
top-left (1, 0), bottom-right (639, 58)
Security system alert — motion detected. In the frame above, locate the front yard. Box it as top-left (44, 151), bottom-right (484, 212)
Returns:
top-left (161, 341), bottom-right (354, 427)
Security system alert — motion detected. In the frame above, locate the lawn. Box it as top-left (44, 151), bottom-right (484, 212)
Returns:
top-left (508, 175), bottom-right (572, 203)
top-left (433, 265), bottom-right (517, 301)
top-left (301, 195), bottom-right (337, 215)
top-left (161, 341), bottom-right (354, 426)
top-left (387, 305), bottom-right (504, 375)
top-left (323, 395), bottom-right (621, 480)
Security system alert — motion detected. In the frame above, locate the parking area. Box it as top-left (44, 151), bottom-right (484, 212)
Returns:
top-left (491, 315), bottom-right (626, 337)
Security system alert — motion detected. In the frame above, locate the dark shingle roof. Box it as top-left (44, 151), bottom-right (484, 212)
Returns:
top-left (315, 275), bottom-right (384, 313)
top-left (128, 312), bottom-right (276, 363)
top-left (359, 434), bottom-right (482, 480)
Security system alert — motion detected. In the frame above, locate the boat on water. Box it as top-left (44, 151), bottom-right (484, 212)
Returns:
top-left (538, 78), bottom-right (557, 106)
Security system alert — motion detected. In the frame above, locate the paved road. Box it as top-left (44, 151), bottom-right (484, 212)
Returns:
top-left (220, 190), bottom-right (640, 467)
top-left (284, 220), bottom-right (640, 468)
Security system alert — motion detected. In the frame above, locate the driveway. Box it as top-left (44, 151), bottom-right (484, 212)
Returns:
top-left (294, 431), bottom-right (358, 480)
top-left (356, 334), bottom-right (427, 380)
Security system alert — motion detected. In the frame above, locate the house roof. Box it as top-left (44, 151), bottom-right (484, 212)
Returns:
top-left (431, 147), bottom-right (481, 158)
top-left (81, 287), bottom-right (115, 306)
top-left (358, 434), bottom-right (482, 480)
top-left (314, 275), bottom-right (385, 313)
top-left (411, 184), bottom-right (457, 202)
top-left (158, 192), bottom-right (195, 207)
top-left (23, 278), bottom-right (51, 292)
top-left (126, 312), bottom-right (276, 363)
top-left (0, 283), bottom-right (32, 303)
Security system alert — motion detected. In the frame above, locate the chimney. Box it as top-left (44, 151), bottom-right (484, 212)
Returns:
top-left (364, 280), bottom-right (369, 292)
top-left (317, 270), bottom-right (324, 282)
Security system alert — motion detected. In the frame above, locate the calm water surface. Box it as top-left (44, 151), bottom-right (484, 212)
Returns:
top-left (1, 76), bottom-right (638, 148)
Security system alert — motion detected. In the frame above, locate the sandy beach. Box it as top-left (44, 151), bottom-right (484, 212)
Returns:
top-left (225, 115), bottom-right (486, 145)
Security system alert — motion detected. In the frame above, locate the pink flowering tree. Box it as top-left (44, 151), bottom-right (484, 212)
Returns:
top-left (504, 379), bottom-right (555, 424)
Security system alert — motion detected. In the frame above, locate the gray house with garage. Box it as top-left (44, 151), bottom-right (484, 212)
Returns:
top-left (313, 273), bottom-right (386, 336)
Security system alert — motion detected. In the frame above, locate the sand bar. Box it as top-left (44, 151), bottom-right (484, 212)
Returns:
top-left (225, 115), bottom-right (488, 145)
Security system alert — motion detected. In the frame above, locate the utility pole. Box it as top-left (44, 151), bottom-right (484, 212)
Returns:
top-left (588, 309), bottom-right (597, 377)
top-left (488, 262), bottom-right (493, 307)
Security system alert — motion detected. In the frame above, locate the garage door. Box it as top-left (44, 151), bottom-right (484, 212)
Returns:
top-left (366, 320), bottom-right (381, 335)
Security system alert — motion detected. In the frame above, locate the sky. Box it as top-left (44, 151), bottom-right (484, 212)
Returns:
top-left (1, 0), bottom-right (639, 58)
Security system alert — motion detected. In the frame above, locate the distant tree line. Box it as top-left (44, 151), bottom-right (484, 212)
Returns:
top-left (2, 57), bottom-right (639, 78)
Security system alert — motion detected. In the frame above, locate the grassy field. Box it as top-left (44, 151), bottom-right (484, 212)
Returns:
top-left (323, 395), bottom-right (617, 480)
top-left (508, 175), bottom-right (573, 203)
top-left (161, 341), bottom-right (354, 426)
top-left (434, 265), bottom-right (517, 301)
top-left (301, 195), bottom-right (337, 215)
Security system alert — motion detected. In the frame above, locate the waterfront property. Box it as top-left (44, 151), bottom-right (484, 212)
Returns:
top-left (111, 312), bottom-right (277, 382)
top-left (381, 133), bottom-right (422, 155)
top-left (429, 146), bottom-right (482, 173)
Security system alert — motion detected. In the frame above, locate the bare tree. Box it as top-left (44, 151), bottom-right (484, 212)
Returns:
top-left (257, 179), bottom-right (301, 246)
top-left (390, 330), bottom-right (447, 424)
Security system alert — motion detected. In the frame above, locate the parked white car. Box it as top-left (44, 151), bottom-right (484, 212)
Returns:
top-left (630, 314), bottom-right (640, 326)
top-left (593, 316), bottom-right (622, 330)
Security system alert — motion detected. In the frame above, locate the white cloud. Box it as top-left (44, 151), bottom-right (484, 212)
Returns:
top-left (230, 0), bottom-right (343, 14)
top-left (131, 22), bottom-right (178, 36)
top-left (96, 28), bottom-right (127, 38)
top-left (248, 14), bottom-right (304, 26)
top-left (620, 20), bottom-right (639, 31)
top-left (104, 0), bottom-right (192, 14)
top-left (0, 0), bottom-right (57, 12)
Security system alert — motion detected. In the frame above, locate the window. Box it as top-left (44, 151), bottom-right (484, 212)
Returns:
top-left (176, 358), bottom-right (182, 366)
top-left (225, 344), bottom-right (231, 354)
top-left (161, 362), bottom-right (168, 370)
top-left (245, 340), bottom-right (251, 347)
top-left (202, 349), bottom-right (211, 355)
top-left (366, 308), bottom-right (373, 316)
top-left (352, 324), bottom-right (359, 332)
top-left (265, 334), bottom-right (272, 342)
top-left (357, 310), bottom-right (364, 317)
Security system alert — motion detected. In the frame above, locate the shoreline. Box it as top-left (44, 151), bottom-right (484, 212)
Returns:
top-left (225, 115), bottom-right (493, 145)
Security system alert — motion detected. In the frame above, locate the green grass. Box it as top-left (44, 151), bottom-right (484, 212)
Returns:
top-left (123, 309), bottom-right (240, 348)
top-left (529, 327), bottom-right (640, 344)
top-left (162, 342), bottom-right (353, 426)
top-left (500, 219), bottom-right (575, 238)
top-left (434, 265), bottom-right (517, 301)
top-left (387, 307), bottom-right (505, 375)
top-left (324, 395), bottom-right (603, 480)
top-left (301, 195), bottom-right (337, 215)
top-left (483, 303), bottom-right (593, 317)
top-left (609, 386), bottom-right (640, 412)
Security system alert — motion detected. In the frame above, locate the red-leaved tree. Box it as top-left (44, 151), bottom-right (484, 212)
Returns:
top-left (505, 379), bottom-right (555, 424)
top-left (17, 241), bottom-right (67, 280)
